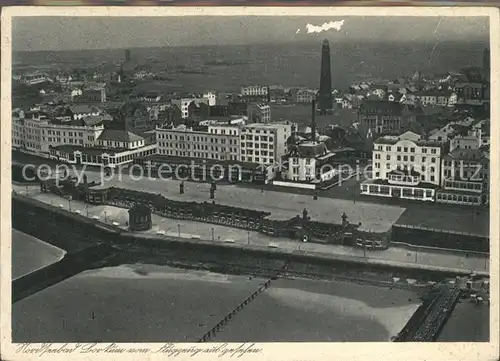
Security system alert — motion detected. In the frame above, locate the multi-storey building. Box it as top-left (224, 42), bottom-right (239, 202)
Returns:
top-left (156, 124), bottom-right (240, 161)
top-left (171, 94), bottom-right (214, 119)
top-left (64, 104), bottom-right (101, 120)
top-left (295, 89), bottom-right (317, 103)
top-left (415, 89), bottom-right (451, 107)
top-left (240, 122), bottom-right (292, 165)
top-left (285, 141), bottom-right (336, 183)
top-left (118, 102), bottom-right (152, 132)
top-left (20, 72), bottom-right (50, 85)
top-left (247, 103), bottom-right (271, 123)
top-left (49, 129), bottom-right (157, 168)
top-left (241, 85), bottom-right (268, 97)
top-left (80, 87), bottom-right (106, 102)
top-left (357, 100), bottom-right (418, 136)
top-left (438, 148), bottom-right (489, 205)
top-left (12, 110), bottom-right (105, 157)
top-left (13, 108), bottom-right (156, 168)
top-left (361, 131), bottom-right (445, 201)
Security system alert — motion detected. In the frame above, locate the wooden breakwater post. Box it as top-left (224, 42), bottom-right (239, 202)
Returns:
top-left (197, 261), bottom-right (289, 342)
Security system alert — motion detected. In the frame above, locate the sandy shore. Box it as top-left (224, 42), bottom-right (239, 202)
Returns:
top-left (12, 229), bottom-right (67, 280)
top-left (13, 264), bottom-right (419, 342)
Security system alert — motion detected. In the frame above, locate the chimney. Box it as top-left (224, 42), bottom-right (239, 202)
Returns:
top-left (311, 99), bottom-right (316, 142)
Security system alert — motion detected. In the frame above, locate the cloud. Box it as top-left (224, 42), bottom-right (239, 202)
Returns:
top-left (305, 20), bottom-right (345, 34)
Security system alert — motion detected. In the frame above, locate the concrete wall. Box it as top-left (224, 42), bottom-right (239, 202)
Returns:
top-left (391, 225), bottom-right (489, 253)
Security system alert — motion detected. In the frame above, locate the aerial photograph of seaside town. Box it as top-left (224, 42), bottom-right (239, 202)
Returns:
top-left (10, 15), bottom-right (490, 343)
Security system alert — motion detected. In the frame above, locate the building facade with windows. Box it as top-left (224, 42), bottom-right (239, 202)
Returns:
top-left (295, 89), bottom-right (317, 103)
top-left (247, 103), bottom-right (271, 123)
top-left (437, 148), bottom-right (488, 206)
top-left (361, 131), bottom-right (445, 201)
top-left (171, 94), bottom-right (215, 119)
top-left (240, 123), bottom-right (292, 165)
top-left (241, 85), bottom-right (268, 97)
top-left (156, 124), bottom-right (240, 161)
top-left (49, 129), bottom-right (157, 168)
top-left (285, 141), bottom-right (337, 182)
top-left (357, 100), bottom-right (418, 136)
top-left (12, 110), bottom-right (105, 157)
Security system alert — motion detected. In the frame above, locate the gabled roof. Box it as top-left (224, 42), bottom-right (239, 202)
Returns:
top-left (290, 141), bottom-right (329, 158)
top-left (359, 100), bottom-right (403, 115)
top-left (68, 104), bottom-right (100, 114)
top-left (119, 102), bottom-right (148, 117)
top-left (446, 148), bottom-right (485, 161)
top-left (97, 129), bottom-right (144, 143)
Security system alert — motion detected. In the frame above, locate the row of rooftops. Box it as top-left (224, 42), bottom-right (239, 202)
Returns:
top-left (158, 120), bottom-right (291, 132)
top-left (358, 100), bottom-right (424, 115)
top-left (374, 132), bottom-right (444, 148)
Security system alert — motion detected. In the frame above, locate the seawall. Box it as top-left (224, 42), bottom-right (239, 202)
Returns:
top-left (13, 194), bottom-right (488, 283)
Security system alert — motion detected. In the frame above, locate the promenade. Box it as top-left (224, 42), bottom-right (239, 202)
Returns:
top-left (83, 171), bottom-right (405, 233)
top-left (14, 184), bottom-right (490, 274)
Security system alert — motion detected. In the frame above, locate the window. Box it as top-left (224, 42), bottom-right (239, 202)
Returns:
top-left (397, 155), bottom-right (401, 161)
top-left (431, 158), bottom-right (436, 163)
top-left (422, 157), bottom-right (426, 162)
top-left (386, 155), bottom-right (390, 160)
top-left (410, 156), bottom-right (414, 162)
top-left (410, 148), bottom-right (415, 153)
top-left (403, 156), bottom-right (408, 161)
top-left (422, 148), bottom-right (428, 153)
top-left (397, 147), bottom-right (401, 152)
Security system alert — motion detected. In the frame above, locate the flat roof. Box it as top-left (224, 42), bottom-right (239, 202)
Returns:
top-left (362, 179), bottom-right (438, 189)
top-left (51, 145), bottom-right (134, 156)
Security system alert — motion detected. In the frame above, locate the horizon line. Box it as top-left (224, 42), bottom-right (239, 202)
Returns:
top-left (12, 38), bottom-right (489, 54)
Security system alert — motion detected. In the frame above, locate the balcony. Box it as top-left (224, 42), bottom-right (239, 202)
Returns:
top-left (387, 168), bottom-right (421, 186)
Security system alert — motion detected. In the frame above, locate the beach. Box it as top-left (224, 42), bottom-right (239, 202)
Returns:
top-left (11, 229), bottom-right (66, 280)
top-left (12, 264), bottom-right (420, 342)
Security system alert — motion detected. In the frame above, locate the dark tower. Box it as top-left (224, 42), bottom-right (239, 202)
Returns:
top-left (311, 99), bottom-right (316, 142)
top-left (318, 39), bottom-right (333, 114)
top-left (125, 49), bottom-right (131, 62)
top-left (482, 48), bottom-right (490, 82)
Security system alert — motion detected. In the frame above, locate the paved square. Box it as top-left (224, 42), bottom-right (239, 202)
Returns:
top-left (95, 175), bottom-right (406, 233)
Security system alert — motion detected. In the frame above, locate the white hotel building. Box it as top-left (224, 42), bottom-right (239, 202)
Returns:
top-left (12, 110), bottom-right (156, 167)
top-left (361, 131), bottom-right (446, 201)
top-left (241, 85), bottom-right (269, 97)
top-left (12, 110), bottom-right (104, 157)
top-left (155, 122), bottom-right (292, 166)
top-left (171, 92), bottom-right (216, 119)
top-left (240, 123), bottom-right (292, 165)
top-left (156, 124), bottom-right (240, 161)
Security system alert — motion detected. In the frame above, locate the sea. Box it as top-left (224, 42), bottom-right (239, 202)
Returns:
top-left (13, 40), bottom-right (487, 93)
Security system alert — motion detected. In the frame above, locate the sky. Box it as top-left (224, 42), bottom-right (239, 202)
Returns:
top-left (12, 16), bottom-right (489, 52)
